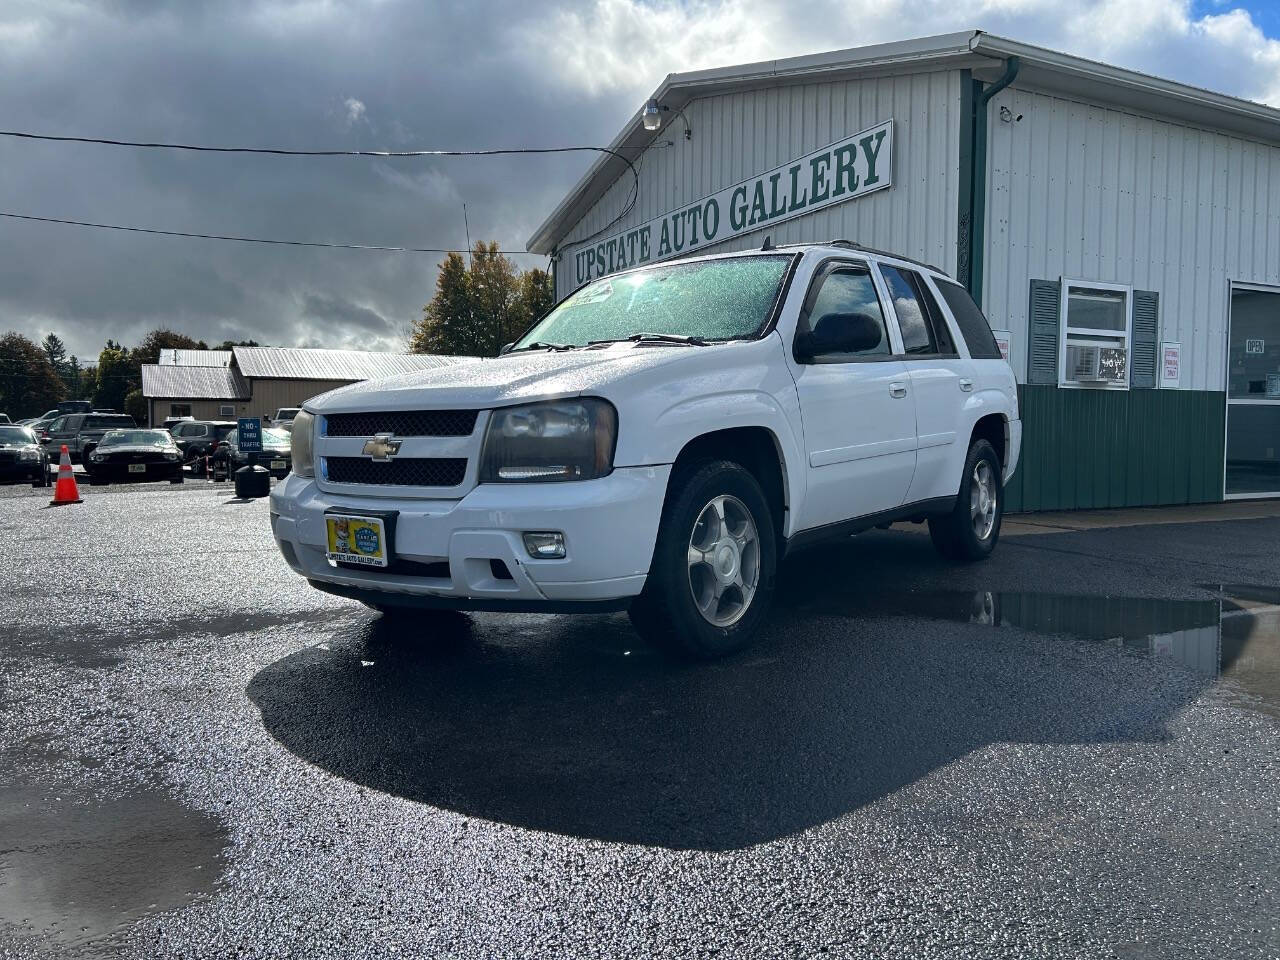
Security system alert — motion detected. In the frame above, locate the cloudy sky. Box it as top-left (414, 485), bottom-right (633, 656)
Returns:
top-left (2, 0), bottom-right (1280, 360)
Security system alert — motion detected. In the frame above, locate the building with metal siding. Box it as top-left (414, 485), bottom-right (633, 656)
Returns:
top-left (141, 346), bottom-right (469, 426)
top-left (527, 31), bottom-right (1280, 511)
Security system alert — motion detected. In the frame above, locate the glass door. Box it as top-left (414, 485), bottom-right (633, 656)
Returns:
top-left (1226, 284), bottom-right (1280, 497)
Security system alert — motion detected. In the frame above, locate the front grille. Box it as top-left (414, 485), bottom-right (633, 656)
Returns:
top-left (0, 451), bottom-right (17, 464)
top-left (325, 410), bottom-right (478, 438)
top-left (326, 457), bottom-right (466, 487)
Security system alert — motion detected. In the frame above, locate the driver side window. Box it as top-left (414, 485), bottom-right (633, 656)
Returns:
top-left (803, 266), bottom-right (892, 360)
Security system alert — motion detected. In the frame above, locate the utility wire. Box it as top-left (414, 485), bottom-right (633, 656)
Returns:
top-left (0, 128), bottom-right (641, 249)
top-left (0, 212), bottom-right (537, 254)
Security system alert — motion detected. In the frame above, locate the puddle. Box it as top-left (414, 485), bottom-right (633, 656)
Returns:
top-left (786, 585), bottom-right (1280, 720)
top-left (0, 783), bottom-right (227, 948)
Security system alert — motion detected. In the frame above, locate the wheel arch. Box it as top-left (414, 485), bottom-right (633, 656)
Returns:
top-left (667, 426), bottom-right (792, 544)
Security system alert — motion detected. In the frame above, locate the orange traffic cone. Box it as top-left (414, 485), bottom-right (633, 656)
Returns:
top-left (49, 444), bottom-right (83, 506)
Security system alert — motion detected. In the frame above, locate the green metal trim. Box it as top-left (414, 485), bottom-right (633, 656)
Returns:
top-left (969, 56), bottom-right (1019, 307)
top-left (956, 70), bottom-right (975, 291)
top-left (1005, 386), bottom-right (1226, 512)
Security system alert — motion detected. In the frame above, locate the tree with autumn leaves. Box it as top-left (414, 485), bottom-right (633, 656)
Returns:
top-left (410, 242), bottom-right (553, 357)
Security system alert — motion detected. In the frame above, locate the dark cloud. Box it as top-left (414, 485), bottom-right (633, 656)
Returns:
top-left (0, 0), bottom-right (629, 359)
top-left (2, 0), bottom-right (1279, 361)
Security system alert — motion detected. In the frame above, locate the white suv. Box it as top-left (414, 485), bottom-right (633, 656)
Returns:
top-left (271, 242), bottom-right (1021, 658)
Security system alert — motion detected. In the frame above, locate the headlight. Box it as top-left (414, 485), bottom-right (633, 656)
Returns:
top-left (164, 451), bottom-right (180, 461)
top-left (90, 452), bottom-right (104, 462)
top-left (290, 410), bottom-right (315, 477)
top-left (480, 399), bottom-right (617, 482)
top-left (18, 448), bottom-right (38, 461)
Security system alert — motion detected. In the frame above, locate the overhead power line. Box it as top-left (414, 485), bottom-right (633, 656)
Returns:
top-left (0, 128), bottom-right (641, 247)
top-left (0, 212), bottom-right (536, 255)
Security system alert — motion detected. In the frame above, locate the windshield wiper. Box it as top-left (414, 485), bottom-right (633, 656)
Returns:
top-left (510, 341), bottom-right (576, 352)
top-left (588, 332), bottom-right (710, 347)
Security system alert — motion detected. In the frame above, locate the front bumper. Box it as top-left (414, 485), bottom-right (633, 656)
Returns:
top-left (0, 460), bottom-right (44, 482)
top-left (269, 465), bottom-right (671, 608)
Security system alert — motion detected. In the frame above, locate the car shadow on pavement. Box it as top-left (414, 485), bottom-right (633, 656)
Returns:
top-left (247, 552), bottom-right (1211, 851)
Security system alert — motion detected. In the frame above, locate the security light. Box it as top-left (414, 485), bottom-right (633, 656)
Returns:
top-left (642, 99), bottom-right (662, 131)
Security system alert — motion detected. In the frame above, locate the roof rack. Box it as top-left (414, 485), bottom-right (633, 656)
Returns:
top-left (776, 239), bottom-right (946, 276)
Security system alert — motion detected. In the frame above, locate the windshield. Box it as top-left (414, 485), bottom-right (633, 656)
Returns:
top-left (100, 430), bottom-right (171, 447)
top-left (514, 255), bottom-right (793, 349)
top-left (0, 426), bottom-right (35, 444)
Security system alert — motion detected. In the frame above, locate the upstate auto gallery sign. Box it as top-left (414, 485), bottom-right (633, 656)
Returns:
top-left (567, 119), bottom-right (893, 284)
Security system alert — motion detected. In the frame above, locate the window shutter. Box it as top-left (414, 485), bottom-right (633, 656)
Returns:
top-left (1027, 279), bottom-right (1060, 385)
top-left (1131, 290), bottom-right (1159, 389)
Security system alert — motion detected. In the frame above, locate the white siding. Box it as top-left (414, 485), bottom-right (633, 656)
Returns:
top-left (554, 70), bottom-right (964, 300)
top-left (985, 85), bottom-right (1280, 392)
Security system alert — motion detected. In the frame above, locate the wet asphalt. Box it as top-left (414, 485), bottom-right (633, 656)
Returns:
top-left (0, 478), bottom-right (1277, 958)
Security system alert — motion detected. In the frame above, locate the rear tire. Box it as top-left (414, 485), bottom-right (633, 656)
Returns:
top-left (629, 459), bottom-right (776, 660)
top-left (928, 438), bottom-right (1003, 561)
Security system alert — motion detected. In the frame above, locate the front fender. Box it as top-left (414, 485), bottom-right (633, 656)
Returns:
top-left (615, 387), bottom-right (808, 539)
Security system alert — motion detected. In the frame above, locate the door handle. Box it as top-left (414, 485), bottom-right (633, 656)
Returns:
top-left (959, 378), bottom-right (974, 392)
top-left (889, 382), bottom-right (908, 399)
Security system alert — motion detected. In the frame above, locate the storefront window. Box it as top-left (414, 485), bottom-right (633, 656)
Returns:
top-left (1059, 281), bottom-right (1131, 388)
top-left (169, 403), bottom-right (193, 418)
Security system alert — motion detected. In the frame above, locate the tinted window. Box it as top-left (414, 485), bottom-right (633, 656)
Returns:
top-left (85, 415), bottom-right (136, 430)
top-left (214, 425), bottom-right (236, 441)
top-left (805, 267), bottom-right (891, 359)
top-left (881, 265), bottom-right (941, 354)
top-left (935, 280), bottom-right (1002, 359)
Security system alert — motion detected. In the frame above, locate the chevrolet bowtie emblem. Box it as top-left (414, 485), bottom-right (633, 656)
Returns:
top-left (362, 433), bottom-right (402, 461)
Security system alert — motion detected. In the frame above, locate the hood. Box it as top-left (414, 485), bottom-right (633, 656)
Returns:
top-left (307, 343), bottom-right (730, 412)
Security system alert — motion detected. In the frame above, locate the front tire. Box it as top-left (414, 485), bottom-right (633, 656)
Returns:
top-left (928, 438), bottom-right (1003, 561)
top-left (629, 459), bottom-right (776, 660)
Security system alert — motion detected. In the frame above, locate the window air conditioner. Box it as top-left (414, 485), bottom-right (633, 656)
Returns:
top-left (1068, 344), bottom-right (1102, 381)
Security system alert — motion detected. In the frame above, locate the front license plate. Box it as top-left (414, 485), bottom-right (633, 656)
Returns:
top-left (325, 514), bottom-right (389, 568)
top-left (127, 463), bottom-right (147, 474)
top-left (270, 459), bottom-right (286, 470)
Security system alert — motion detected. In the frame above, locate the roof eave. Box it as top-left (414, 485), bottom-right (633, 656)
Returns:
top-left (972, 33), bottom-right (1280, 144)
top-left (525, 31), bottom-right (988, 255)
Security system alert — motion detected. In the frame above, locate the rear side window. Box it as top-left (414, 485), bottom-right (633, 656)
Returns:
top-left (934, 280), bottom-right (1002, 359)
top-left (880, 265), bottom-right (956, 355)
top-left (86, 415), bottom-right (135, 430)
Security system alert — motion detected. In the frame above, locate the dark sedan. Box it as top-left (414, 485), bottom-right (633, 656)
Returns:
top-left (0, 425), bottom-right (50, 486)
top-left (211, 427), bottom-right (292, 478)
top-left (84, 430), bottom-right (185, 485)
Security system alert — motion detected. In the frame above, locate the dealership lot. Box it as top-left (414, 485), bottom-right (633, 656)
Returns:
top-left (0, 483), bottom-right (1277, 958)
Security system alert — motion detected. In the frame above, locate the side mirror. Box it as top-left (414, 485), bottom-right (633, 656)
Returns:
top-left (795, 312), bottom-right (883, 361)
top-left (499, 342), bottom-right (515, 356)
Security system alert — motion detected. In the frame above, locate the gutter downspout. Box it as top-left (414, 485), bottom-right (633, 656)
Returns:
top-left (967, 55), bottom-right (1019, 306)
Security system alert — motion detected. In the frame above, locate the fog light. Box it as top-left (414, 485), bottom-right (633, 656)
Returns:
top-left (523, 531), bottom-right (566, 559)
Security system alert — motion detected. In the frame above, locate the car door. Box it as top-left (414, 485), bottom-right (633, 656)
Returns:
top-left (48, 415), bottom-right (81, 456)
top-left (878, 262), bottom-right (971, 504)
top-left (788, 259), bottom-right (917, 531)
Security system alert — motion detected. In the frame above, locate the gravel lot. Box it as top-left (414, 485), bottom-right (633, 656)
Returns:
top-left (1, 478), bottom-right (1277, 958)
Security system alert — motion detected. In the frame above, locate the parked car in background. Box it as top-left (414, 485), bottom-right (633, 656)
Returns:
top-left (271, 408), bottom-right (301, 432)
top-left (42, 412), bottom-right (136, 462)
top-left (212, 426), bottom-right (292, 478)
top-left (84, 430), bottom-right (184, 485)
top-left (0, 414), bottom-right (10, 424)
top-left (161, 415), bottom-right (194, 432)
top-left (170, 420), bottom-right (237, 476)
top-left (0, 425), bottom-right (50, 486)
top-left (58, 400), bottom-right (92, 414)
